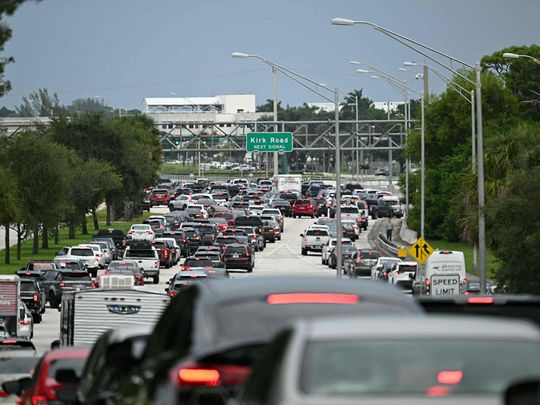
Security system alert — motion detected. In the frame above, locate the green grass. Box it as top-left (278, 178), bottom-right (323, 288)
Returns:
top-left (430, 240), bottom-right (500, 280)
top-left (0, 210), bottom-right (151, 275)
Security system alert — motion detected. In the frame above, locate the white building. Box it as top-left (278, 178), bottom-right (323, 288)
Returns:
top-left (373, 101), bottom-right (403, 113)
top-left (142, 94), bottom-right (264, 134)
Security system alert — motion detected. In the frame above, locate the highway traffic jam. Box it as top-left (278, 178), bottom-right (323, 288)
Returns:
top-left (0, 175), bottom-right (538, 405)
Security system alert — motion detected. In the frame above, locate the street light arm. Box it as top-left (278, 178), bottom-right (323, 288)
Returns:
top-left (334, 18), bottom-right (474, 69)
top-left (273, 66), bottom-right (335, 103)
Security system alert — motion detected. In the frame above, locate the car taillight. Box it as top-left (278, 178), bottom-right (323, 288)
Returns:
top-left (147, 231), bottom-right (153, 235)
top-left (33, 294), bottom-right (39, 302)
top-left (164, 250), bottom-right (169, 258)
top-left (20, 320), bottom-right (30, 325)
top-left (274, 227), bottom-right (280, 232)
top-left (59, 282), bottom-right (65, 287)
top-left (467, 296), bottom-right (494, 304)
top-left (128, 230), bottom-right (134, 234)
top-left (355, 256), bottom-right (361, 264)
top-left (425, 279), bottom-right (430, 286)
top-left (267, 293), bottom-right (359, 305)
top-left (182, 266), bottom-right (189, 271)
top-left (193, 236), bottom-right (201, 240)
top-left (169, 291), bottom-right (176, 297)
top-left (173, 362), bottom-right (252, 388)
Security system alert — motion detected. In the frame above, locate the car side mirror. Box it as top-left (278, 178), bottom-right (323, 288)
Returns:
top-left (2, 376), bottom-right (31, 396)
top-left (55, 368), bottom-right (79, 385)
top-left (165, 288), bottom-right (169, 293)
top-left (299, 234), bottom-right (304, 237)
top-left (409, 273), bottom-right (415, 280)
top-left (505, 380), bottom-right (540, 405)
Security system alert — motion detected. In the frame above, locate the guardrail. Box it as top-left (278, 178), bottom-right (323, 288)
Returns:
top-left (377, 233), bottom-right (399, 255)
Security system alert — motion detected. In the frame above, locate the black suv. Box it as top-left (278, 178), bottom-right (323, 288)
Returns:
top-left (19, 278), bottom-right (46, 323)
top-left (94, 229), bottom-right (127, 255)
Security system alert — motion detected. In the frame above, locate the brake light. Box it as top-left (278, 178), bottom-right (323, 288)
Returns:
top-left (173, 362), bottom-right (251, 388)
top-left (2, 340), bottom-right (16, 344)
top-left (467, 296), bottom-right (494, 304)
top-left (355, 255), bottom-right (361, 264)
top-left (20, 320), bottom-right (30, 325)
top-left (59, 282), bottom-right (65, 287)
top-left (182, 266), bottom-right (189, 271)
top-left (437, 370), bottom-right (463, 385)
top-left (426, 386), bottom-right (449, 397)
top-left (128, 230), bottom-right (134, 234)
top-left (193, 236), bottom-right (201, 240)
top-left (147, 231), bottom-right (153, 235)
top-left (33, 294), bottom-right (39, 302)
top-left (169, 291), bottom-right (175, 297)
top-left (164, 250), bottom-right (169, 259)
top-left (267, 293), bottom-right (359, 305)
top-left (425, 279), bottom-right (430, 286)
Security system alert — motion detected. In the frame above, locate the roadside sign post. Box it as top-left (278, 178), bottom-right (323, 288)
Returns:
top-left (408, 237), bottom-right (434, 265)
top-left (246, 132), bottom-right (293, 153)
top-left (408, 237), bottom-right (434, 297)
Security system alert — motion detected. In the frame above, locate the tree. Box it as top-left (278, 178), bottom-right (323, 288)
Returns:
top-left (0, 162), bottom-right (20, 263)
top-left (6, 132), bottom-right (75, 253)
top-left (256, 98), bottom-right (282, 113)
top-left (15, 88), bottom-right (63, 117)
top-left (482, 45), bottom-right (540, 119)
top-left (340, 89), bottom-right (386, 120)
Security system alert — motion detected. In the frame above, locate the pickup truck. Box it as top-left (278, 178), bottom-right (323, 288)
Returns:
top-left (300, 228), bottom-right (330, 256)
top-left (123, 244), bottom-right (160, 284)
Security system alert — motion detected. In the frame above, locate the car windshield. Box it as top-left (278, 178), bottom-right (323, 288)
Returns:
top-left (0, 356), bottom-right (38, 373)
top-left (300, 340), bottom-right (540, 396)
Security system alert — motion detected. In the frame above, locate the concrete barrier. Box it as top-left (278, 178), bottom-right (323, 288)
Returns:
top-left (399, 215), bottom-right (418, 245)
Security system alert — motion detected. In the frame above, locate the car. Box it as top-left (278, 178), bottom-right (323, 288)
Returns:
top-left (162, 230), bottom-right (191, 258)
top-left (17, 302), bottom-right (33, 340)
top-left (371, 256), bottom-right (402, 281)
top-left (94, 229), bottom-right (127, 255)
top-left (375, 167), bottom-right (389, 176)
top-left (54, 246), bottom-right (100, 277)
top-left (0, 345), bottom-right (39, 398)
top-left (127, 224), bottom-right (155, 242)
top-left (341, 219), bottom-right (359, 241)
top-left (143, 218), bottom-right (167, 238)
top-left (150, 188), bottom-right (171, 207)
top-left (261, 218), bottom-right (281, 242)
top-left (292, 199), bottom-right (318, 218)
top-left (193, 250), bottom-right (225, 268)
top-left (214, 235), bottom-right (241, 252)
top-left (388, 261), bottom-right (419, 292)
top-left (47, 270), bottom-right (93, 309)
top-left (79, 243), bottom-right (110, 268)
top-left (166, 271), bottom-right (209, 297)
top-left (269, 199), bottom-right (292, 217)
top-left (322, 238), bottom-right (353, 266)
top-left (300, 227), bottom-right (330, 256)
top-left (121, 277), bottom-right (422, 405)
top-left (186, 204), bottom-right (209, 219)
top-left (260, 208), bottom-right (284, 231)
top-left (328, 242), bottom-right (357, 269)
top-left (223, 243), bottom-right (255, 272)
top-left (19, 278), bottom-right (46, 323)
top-left (179, 227), bottom-right (203, 254)
top-left (152, 239), bottom-right (174, 269)
top-left (13, 347), bottom-right (91, 404)
top-left (239, 315), bottom-right (540, 405)
top-left (344, 249), bottom-right (380, 278)
top-left (235, 226), bottom-right (265, 252)
top-left (123, 242), bottom-right (161, 284)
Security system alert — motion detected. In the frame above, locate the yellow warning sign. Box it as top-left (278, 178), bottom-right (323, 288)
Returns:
top-left (408, 237), bottom-right (434, 264)
top-left (397, 247), bottom-right (407, 259)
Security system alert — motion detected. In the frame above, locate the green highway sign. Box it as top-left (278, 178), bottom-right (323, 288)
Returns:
top-left (246, 132), bottom-right (293, 152)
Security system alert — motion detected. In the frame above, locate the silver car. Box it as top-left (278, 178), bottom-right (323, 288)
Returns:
top-left (240, 316), bottom-right (540, 405)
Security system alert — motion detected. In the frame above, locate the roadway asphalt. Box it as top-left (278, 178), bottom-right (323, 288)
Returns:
top-left (32, 206), bottom-right (379, 353)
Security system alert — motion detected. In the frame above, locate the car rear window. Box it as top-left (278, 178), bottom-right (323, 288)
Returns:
top-left (341, 207), bottom-right (360, 213)
top-left (306, 230), bottom-right (329, 236)
top-left (108, 262), bottom-right (137, 271)
top-left (20, 282), bottom-right (36, 292)
top-left (62, 273), bottom-right (92, 282)
top-left (300, 340), bottom-right (540, 395)
top-left (225, 246), bottom-right (247, 255)
top-left (397, 265), bottom-right (417, 273)
top-left (31, 263), bottom-right (55, 270)
top-left (125, 249), bottom-right (156, 258)
top-left (152, 242), bottom-right (167, 249)
top-left (48, 357), bottom-right (87, 379)
top-left (296, 200), bottom-right (311, 205)
top-left (185, 259), bottom-right (212, 267)
top-left (0, 356), bottom-right (38, 373)
top-left (216, 237), bottom-right (239, 245)
top-left (70, 248), bottom-right (94, 256)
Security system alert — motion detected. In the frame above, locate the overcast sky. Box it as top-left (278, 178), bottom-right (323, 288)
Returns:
top-left (2, 0), bottom-right (539, 110)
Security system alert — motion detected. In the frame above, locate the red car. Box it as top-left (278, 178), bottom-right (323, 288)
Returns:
top-left (292, 199), bottom-right (318, 218)
top-left (150, 189), bottom-right (171, 207)
top-left (17, 347), bottom-right (90, 405)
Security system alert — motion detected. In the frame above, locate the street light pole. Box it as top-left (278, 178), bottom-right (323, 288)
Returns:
top-left (273, 67), bottom-right (279, 179)
top-left (355, 95), bottom-right (359, 182)
top-left (503, 52), bottom-right (540, 66)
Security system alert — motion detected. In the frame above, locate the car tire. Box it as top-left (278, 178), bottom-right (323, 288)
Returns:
top-left (49, 292), bottom-right (59, 309)
top-left (247, 266), bottom-right (253, 273)
top-left (153, 275), bottom-right (159, 284)
top-left (32, 313), bottom-right (42, 324)
top-left (301, 248), bottom-right (307, 256)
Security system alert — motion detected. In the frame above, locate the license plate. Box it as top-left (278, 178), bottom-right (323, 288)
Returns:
top-left (232, 254), bottom-right (239, 258)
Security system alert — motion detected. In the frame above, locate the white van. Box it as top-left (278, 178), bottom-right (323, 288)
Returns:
top-left (422, 250), bottom-right (466, 296)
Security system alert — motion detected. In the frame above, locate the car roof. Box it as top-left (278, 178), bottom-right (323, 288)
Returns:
top-left (297, 315), bottom-right (540, 342)
top-left (197, 277), bottom-right (420, 310)
top-left (42, 347), bottom-right (91, 361)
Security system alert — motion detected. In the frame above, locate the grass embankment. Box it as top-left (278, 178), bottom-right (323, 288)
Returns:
top-left (0, 211), bottom-right (151, 275)
top-left (430, 240), bottom-right (500, 280)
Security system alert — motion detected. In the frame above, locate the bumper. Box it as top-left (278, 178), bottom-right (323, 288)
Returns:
top-left (142, 269), bottom-right (159, 277)
top-left (225, 259), bottom-right (252, 269)
top-left (351, 266), bottom-right (372, 277)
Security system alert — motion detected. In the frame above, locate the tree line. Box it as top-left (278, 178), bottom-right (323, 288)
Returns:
top-left (0, 112), bottom-right (162, 263)
top-left (404, 44), bottom-right (540, 293)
